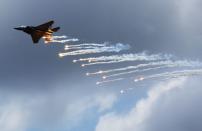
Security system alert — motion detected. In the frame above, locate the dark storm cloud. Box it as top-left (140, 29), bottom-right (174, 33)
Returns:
top-left (1, 0), bottom-right (202, 87)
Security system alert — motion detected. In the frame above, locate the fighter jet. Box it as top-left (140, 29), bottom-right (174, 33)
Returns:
top-left (14, 20), bottom-right (60, 44)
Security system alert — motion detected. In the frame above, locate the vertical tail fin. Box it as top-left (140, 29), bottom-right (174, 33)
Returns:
top-left (52, 27), bottom-right (60, 32)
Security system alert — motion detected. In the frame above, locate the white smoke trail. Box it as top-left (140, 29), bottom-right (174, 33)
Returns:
top-left (50, 35), bottom-right (202, 88)
top-left (77, 52), bottom-right (173, 66)
top-left (64, 43), bottom-right (107, 50)
top-left (120, 88), bottom-right (134, 94)
top-left (74, 52), bottom-right (169, 62)
top-left (52, 35), bottom-right (68, 39)
top-left (120, 68), bottom-right (202, 94)
top-left (96, 78), bottom-right (125, 85)
top-left (120, 86), bottom-right (146, 94)
top-left (65, 43), bottom-right (107, 48)
top-left (87, 61), bottom-right (173, 76)
top-left (96, 69), bottom-right (202, 85)
top-left (102, 60), bottom-right (202, 79)
top-left (58, 43), bottom-right (129, 57)
top-left (43, 35), bottom-right (79, 44)
top-left (51, 38), bottom-right (79, 43)
top-left (134, 69), bottom-right (202, 82)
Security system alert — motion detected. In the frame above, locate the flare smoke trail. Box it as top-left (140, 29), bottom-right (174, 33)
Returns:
top-left (96, 78), bottom-right (124, 85)
top-left (96, 69), bottom-right (202, 85)
top-left (64, 43), bottom-right (107, 50)
top-left (50, 35), bottom-right (202, 88)
top-left (58, 43), bottom-right (129, 57)
top-left (52, 35), bottom-right (68, 39)
top-left (51, 38), bottom-right (79, 43)
top-left (120, 69), bottom-right (202, 94)
top-left (101, 60), bottom-right (202, 79)
top-left (65, 43), bottom-right (107, 49)
top-left (43, 35), bottom-right (79, 43)
top-left (77, 52), bottom-right (173, 67)
top-left (87, 61), bottom-right (173, 76)
top-left (134, 69), bottom-right (202, 82)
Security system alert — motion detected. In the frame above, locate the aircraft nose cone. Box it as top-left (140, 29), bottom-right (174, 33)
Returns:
top-left (14, 27), bottom-right (25, 31)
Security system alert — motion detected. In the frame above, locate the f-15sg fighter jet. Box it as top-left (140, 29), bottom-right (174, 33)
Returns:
top-left (14, 20), bottom-right (60, 44)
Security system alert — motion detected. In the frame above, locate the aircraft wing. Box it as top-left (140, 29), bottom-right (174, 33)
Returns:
top-left (35, 20), bottom-right (54, 31)
top-left (31, 32), bottom-right (43, 43)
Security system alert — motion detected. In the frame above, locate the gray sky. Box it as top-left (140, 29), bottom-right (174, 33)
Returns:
top-left (0, 0), bottom-right (202, 131)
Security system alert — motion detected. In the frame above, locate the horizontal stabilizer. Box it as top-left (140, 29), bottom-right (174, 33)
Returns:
top-left (52, 27), bottom-right (60, 32)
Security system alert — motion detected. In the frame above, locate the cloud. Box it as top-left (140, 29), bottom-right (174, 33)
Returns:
top-left (94, 93), bottom-right (117, 112)
top-left (96, 77), bottom-right (202, 131)
top-left (65, 92), bottom-right (117, 122)
top-left (177, 0), bottom-right (202, 26)
top-left (0, 102), bottom-right (29, 131)
top-left (0, 87), bottom-right (117, 131)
